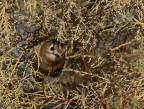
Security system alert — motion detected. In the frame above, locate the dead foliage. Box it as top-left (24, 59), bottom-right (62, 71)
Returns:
top-left (0, 0), bottom-right (144, 108)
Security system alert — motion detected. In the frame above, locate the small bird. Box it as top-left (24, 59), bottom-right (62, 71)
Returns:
top-left (33, 39), bottom-right (67, 78)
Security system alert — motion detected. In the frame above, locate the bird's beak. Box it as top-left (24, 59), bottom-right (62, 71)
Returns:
top-left (54, 54), bottom-right (60, 58)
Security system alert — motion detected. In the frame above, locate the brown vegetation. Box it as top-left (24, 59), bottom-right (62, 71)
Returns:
top-left (0, 0), bottom-right (144, 108)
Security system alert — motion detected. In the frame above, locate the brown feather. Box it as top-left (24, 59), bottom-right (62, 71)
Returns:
top-left (33, 40), bottom-right (66, 77)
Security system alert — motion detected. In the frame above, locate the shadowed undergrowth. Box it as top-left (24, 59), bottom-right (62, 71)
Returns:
top-left (0, 0), bottom-right (144, 109)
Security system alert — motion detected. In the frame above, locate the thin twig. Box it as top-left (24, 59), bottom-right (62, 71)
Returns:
top-left (80, 49), bottom-right (92, 74)
top-left (12, 48), bottom-right (26, 73)
top-left (109, 41), bottom-right (132, 52)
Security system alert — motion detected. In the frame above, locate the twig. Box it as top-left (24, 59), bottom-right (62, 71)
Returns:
top-left (43, 97), bottom-right (81, 105)
top-left (59, 98), bottom-right (80, 105)
top-left (92, 85), bottom-right (107, 109)
top-left (80, 49), bottom-right (92, 74)
top-left (109, 41), bottom-right (132, 52)
top-left (12, 48), bottom-right (26, 73)
top-left (122, 83), bottom-right (134, 109)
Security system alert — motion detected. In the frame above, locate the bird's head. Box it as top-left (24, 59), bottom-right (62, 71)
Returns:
top-left (40, 39), bottom-right (68, 63)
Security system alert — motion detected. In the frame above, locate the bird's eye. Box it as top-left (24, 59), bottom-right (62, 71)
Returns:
top-left (50, 46), bottom-right (54, 51)
top-left (61, 43), bottom-right (64, 47)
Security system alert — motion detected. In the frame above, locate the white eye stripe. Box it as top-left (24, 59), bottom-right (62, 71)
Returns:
top-left (48, 44), bottom-right (54, 53)
top-left (48, 43), bottom-right (66, 56)
top-left (49, 44), bottom-right (54, 48)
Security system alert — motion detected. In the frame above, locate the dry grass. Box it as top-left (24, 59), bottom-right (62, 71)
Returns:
top-left (0, 0), bottom-right (144, 109)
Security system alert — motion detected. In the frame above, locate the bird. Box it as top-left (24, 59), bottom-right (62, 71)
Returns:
top-left (33, 39), bottom-right (67, 78)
